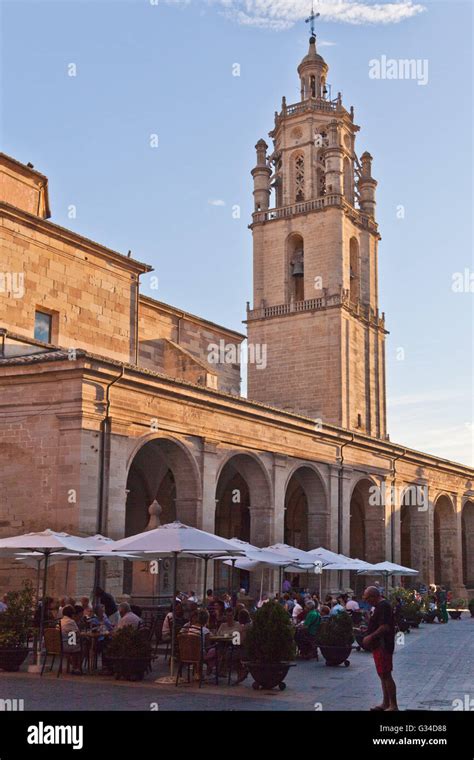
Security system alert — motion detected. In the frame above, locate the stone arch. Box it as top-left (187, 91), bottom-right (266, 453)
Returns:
top-left (350, 476), bottom-right (385, 563)
top-left (343, 156), bottom-right (352, 203)
top-left (214, 452), bottom-right (273, 592)
top-left (433, 494), bottom-right (457, 588)
top-left (462, 499), bottom-right (474, 589)
top-left (284, 464), bottom-right (329, 550)
top-left (124, 436), bottom-right (201, 597)
top-left (400, 483), bottom-right (428, 583)
top-left (286, 232), bottom-right (305, 302)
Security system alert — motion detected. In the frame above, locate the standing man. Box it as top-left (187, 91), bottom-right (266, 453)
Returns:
top-left (94, 586), bottom-right (119, 626)
top-left (363, 586), bottom-right (398, 712)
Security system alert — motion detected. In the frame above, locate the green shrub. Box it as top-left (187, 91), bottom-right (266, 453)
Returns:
top-left (245, 601), bottom-right (296, 663)
top-left (451, 598), bottom-right (467, 610)
top-left (0, 582), bottom-right (35, 648)
top-left (317, 611), bottom-right (354, 647)
top-left (468, 599), bottom-right (474, 612)
top-left (106, 626), bottom-right (151, 660)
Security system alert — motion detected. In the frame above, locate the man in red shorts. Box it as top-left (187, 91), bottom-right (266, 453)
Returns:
top-left (363, 586), bottom-right (398, 711)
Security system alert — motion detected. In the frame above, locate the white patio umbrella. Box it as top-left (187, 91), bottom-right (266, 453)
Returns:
top-left (0, 530), bottom-right (106, 671)
top-left (222, 539), bottom-right (310, 601)
top-left (356, 561), bottom-right (419, 578)
top-left (111, 522), bottom-right (245, 682)
top-left (264, 543), bottom-right (319, 573)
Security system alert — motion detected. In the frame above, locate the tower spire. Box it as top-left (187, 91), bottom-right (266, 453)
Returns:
top-left (305, 1), bottom-right (320, 40)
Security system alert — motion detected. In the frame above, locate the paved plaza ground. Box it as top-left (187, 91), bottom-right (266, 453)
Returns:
top-left (0, 617), bottom-right (472, 712)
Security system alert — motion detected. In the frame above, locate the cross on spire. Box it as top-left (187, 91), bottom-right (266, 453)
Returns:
top-left (305, 1), bottom-right (320, 38)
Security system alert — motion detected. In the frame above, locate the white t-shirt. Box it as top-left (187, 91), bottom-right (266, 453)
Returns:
top-left (292, 603), bottom-right (303, 620)
top-left (116, 611), bottom-right (141, 630)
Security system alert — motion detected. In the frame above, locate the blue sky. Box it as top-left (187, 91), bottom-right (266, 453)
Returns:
top-left (1, 0), bottom-right (472, 465)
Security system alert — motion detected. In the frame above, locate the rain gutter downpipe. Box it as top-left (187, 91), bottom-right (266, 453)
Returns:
top-left (338, 434), bottom-right (354, 590)
top-left (390, 449), bottom-right (406, 563)
top-left (96, 367), bottom-right (125, 587)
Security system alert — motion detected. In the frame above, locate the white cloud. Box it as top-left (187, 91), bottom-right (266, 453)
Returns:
top-left (208, 199), bottom-right (226, 206)
top-left (165, 1), bottom-right (426, 29)
top-left (319, 40), bottom-right (338, 47)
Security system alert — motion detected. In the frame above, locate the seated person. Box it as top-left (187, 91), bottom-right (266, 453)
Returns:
top-left (212, 600), bottom-right (225, 631)
top-left (59, 605), bottom-right (82, 675)
top-left (161, 602), bottom-right (184, 641)
top-left (182, 609), bottom-right (212, 679)
top-left (329, 599), bottom-right (345, 616)
top-left (295, 601), bottom-right (321, 659)
top-left (80, 597), bottom-right (93, 619)
top-left (291, 595), bottom-right (304, 624)
top-left (319, 604), bottom-right (331, 621)
top-left (345, 595), bottom-right (360, 612)
top-left (89, 604), bottom-right (113, 637)
top-left (115, 602), bottom-right (142, 631)
top-left (73, 605), bottom-right (88, 630)
top-left (217, 607), bottom-right (241, 637)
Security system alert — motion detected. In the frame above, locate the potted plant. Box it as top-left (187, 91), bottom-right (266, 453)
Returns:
top-left (317, 611), bottom-right (354, 667)
top-left (449, 599), bottom-right (466, 620)
top-left (244, 601), bottom-right (296, 691)
top-left (0, 582), bottom-right (34, 672)
top-left (468, 599), bottom-right (474, 618)
top-left (105, 626), bottom-right (152, 681)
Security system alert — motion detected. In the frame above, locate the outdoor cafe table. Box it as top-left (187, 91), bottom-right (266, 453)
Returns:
top-left (209, 634), bottom-right (236, 685)
top-left (80, 630), bottom-right (111, 673)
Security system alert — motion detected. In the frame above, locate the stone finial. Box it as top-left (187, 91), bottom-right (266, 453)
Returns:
top-left (146, 500), bottom-right (162, 531)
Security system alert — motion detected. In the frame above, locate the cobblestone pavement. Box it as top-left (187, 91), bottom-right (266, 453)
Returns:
top-left (0, 618), bottom-right (472, 712)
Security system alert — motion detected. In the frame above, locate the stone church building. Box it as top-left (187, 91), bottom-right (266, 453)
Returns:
top-left (0, 37), bottom-right (473, 599)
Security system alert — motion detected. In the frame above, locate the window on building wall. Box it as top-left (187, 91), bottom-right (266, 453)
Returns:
top-left (34, 310), bottom-right (52, 343)
top-left (295, 155), bottom-right (305, 202)
top-left (310, 75), bottom-right (316, 98)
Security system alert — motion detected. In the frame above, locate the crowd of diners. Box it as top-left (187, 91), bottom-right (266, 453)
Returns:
top-left (2, 587), bottom-right (146, 676)
top-left (160, 585), bottom-right (377, 682)
top-left (0, 583), bottom-right (380, 681)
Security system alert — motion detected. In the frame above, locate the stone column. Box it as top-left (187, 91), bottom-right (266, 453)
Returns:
top-left (273, 455), bottom-right (288, 545)
top-left (411, 497), bottom-right (431, 588)
top-left (198, 440), bottom-right (220, 594)
top-left (250, 505), bottom-right (275, 597)
top-left (453, 495), bottom-right (466, 596)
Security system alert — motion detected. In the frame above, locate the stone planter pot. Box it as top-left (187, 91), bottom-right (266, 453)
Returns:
top-left (448, 611), bottom-right (462, 620)
top-left (106, 656), bottom-right (151, 681)
top-left (0, 648), bottom-right (29, 672)
top-left (246, 661), bottom-right (295, 691)
top-left (319, 645), bottom-right (352, 667)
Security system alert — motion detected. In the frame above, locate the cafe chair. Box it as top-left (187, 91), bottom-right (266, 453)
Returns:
top-left (41, 627), bottom-right (81, 678)
top-left (175, 633), bottom-right (204, 688)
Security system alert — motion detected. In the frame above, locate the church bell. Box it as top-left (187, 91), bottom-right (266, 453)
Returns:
top-left (292, 260), bottom-right (304, 277)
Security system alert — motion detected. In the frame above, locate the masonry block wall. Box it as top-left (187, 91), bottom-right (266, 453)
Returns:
top-left (138, 297), bottom-right (242, 395)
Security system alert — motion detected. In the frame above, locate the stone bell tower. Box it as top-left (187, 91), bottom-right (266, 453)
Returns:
top-left (246, 34), bottom-right (387, 439)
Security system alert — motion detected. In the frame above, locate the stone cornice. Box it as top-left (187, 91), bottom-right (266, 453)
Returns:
top-left (0, 202), bottom-right (152, 276)
top-left (0, 352), bottom-right (472, 482)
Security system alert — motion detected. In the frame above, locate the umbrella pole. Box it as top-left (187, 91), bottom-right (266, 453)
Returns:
top-left (33, 551), bottom-right (50, 672)
top-left (259, 570), bottom-right (264, 603)
top-left (230, 559), bottom-right (236, 602)
top-left (279, 566), bottom-right (282, 593)
top-left (202, 556), bottom-right (209, 604)
top-left (35, 560), bottom-right (41, 607)
top-left (65, 559), bottom-right (70, 591)
top-left (170, 552), bottom-right (178, 679)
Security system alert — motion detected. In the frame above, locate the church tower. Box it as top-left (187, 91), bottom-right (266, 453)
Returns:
top-left (247, 32), bottom-right (387, 439)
